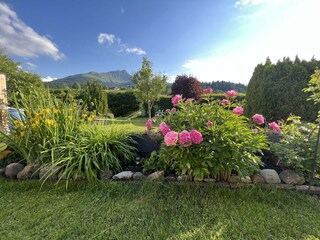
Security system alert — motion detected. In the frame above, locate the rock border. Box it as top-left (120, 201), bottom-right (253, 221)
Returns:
top-left (1, 165), bottom-right (320, 194)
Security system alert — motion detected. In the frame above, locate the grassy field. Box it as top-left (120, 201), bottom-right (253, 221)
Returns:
top-left (0, 178), bottom-right (319, 239)
top-left (93, 117), bottom-right (148, 133)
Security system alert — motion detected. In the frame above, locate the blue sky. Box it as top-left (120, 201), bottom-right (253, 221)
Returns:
top-left (0, 0), bottom-right (319, 84)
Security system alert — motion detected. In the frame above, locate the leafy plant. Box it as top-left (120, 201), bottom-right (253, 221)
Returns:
top-left (152, 94), bottom-right (269, 180)
top-left (270, 116), bottom-right (319, 175)
top-left (48, 126), bottom-right (136, 186)
top-left (2, 90), bottom-right (92, 165)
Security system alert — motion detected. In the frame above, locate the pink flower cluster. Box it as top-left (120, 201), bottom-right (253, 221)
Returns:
top-left (252, 114), bottom-right (265, 125)
top-left (269, 121), bottom-right (281, 131)
top-left (203, 88), bottom-right (213, 94)
top-left (163, 128), bottom-right (203, 147)
top-left (146, 119), bottom-right (153, 131)
top-left (164, 131), bottom-right (179, 146)
top-left (159, 122), bottom-right (171, 135)
top-left (226, 90), bottom-right (238, 98)
top-left (232, 106), bottom-right (244, 115)
top-left (221, 99), bottom-right (230, 105)
top-left (171, 94), bottom-right (182, 106)
top-left (207, 121), bottom-right (213, 127)
top-left (185, 98), bottom-right (194, 104)
top-left (179, 130), bottom-right (192, 147)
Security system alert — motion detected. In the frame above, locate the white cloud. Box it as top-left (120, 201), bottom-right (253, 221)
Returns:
top-left (26, 62), bottom-right (36, 70)
top-left (234, 0), bottom-right (273, 8)
top-left (41, 76), bottom-right (57, 82)
top-left (125, 47), bottom-right (146, 55)
top-left (98, 32), bottom-right (146, 55)
top-left (0, 2), bottom-right (65, 60)
top-left (182, 0), bottom-right (320, 84)
top-left (97, 33), bottom-right (116, 45)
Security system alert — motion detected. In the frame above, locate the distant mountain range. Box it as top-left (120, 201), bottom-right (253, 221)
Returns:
top-left (46, 70), bottom-right (133, 88)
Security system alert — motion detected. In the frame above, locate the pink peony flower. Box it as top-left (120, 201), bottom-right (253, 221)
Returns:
top-left (232, 106), bottom-right (244, 115)
top-left (221, 99), bottom-right (230, 105)
top-left (171, 94), bottom-right (182, 106)
top-left (171, 107), bottom-right (176, 112)
top-left (207, 121), bottom-right (213, 127)
top-left (159, 122), bottom-right (171, 136)
top-left (226, 90), bottom-right (238, 98)
top-left (164, 131), bottom-right (179, 146)
top-left (269, 121), bottom-right (281, 131)
top-left (146, 119), bottom-right (152, 131)
top-left (185, 98), bottom-right (194, 104)
top-left (252, 114), bottom-right (265, 125)
top-left (203, 88), bottom-right (213, 94)
top-left (190, 129), bottom-right (203, 144)
top-left (179, 130), bottom-right (192, 147)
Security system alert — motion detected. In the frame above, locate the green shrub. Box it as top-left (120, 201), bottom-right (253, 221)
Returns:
top-left (246, 57), bottom-right (320, 122)
top-left (151, 95), bottom-right (269, 180)
top-left (107, 91), bottom-right (139, 117)
top-left (270, 116), bottom-right (319, 176)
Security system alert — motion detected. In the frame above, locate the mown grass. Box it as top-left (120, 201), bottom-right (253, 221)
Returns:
top-left (93, 117), bottom-right (148, 133)
top-left (0, 178), bottom-right (319, 239)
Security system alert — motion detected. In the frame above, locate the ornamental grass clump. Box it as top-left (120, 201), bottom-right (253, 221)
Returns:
top-left (3, 91), bottom-right (91, 165)
top-left (2, 90), bottom-right (136, 186)
top-left (147, 90), bottom-right (270, 180)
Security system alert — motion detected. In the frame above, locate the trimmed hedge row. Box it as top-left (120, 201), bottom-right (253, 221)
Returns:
top-left (107, 91), bottom-right (140, 117)
top-left (108, 92), bottom-right (246, 117)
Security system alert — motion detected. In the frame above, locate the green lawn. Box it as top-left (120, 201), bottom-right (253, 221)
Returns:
top-left (0, 178), bottom-right (320, 239)
top-left (93, 117), bottom-right (148, 133)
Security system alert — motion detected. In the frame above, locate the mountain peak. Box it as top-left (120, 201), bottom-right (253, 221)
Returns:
top-left (47, 70), bottom-right (133, 88)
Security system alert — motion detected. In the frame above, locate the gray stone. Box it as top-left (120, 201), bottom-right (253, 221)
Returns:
top-left (147, 171), bottom-right (164, 181)
top-left (5, 163), bottom-right (25, 179)
top-left (260, 169), bottom-right (281, 184)
top-left (99, 170), bottom-right (113, 180)
top-left (112, 171), bottom-right (134, 180)
top-left (39, 165), bottom-right (60, 181)
top-left (274, 184), bottom-right (295, 190)
top-left (165, 175), bottom-right (176, 181)
top-left (295, 185), bottom-right (309, 191)
top-left (203, 178), bottom-right (216, 183)
top-left (228, 175), bottom-right (241, 183)
top-left (279, 170), bottom-right (305, 185)
top-left (17, 164), bottom-right (39, 179)
top-left (240, 176), bottom-right (252, 184)
top-left (133, 172), bottom-right (145, 181)
top-left (177, 175), bottom-right (192, 181)
top-left (252, 173), bottom-right (266, 184)
top-left (193, 177), bottom-right (203, 182)
top-left (310, 186), bottom-right (320, 193)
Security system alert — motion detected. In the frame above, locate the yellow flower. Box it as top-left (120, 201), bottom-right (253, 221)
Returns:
top-left (41, 108), bottom-right (50, 114)
top-left (87, 116), bottom-right (93, 122)
top-left (19, 122), bottom-right (25, 128)
top-left (45, 119), bottom-right (54, 126)
top-left (53, 108), bottom-right (59, 114)
top-left (31, 124), bottom-right (37, 129)
top-left (68, 116), bottom-right (73, 121)
top-left (82, 113), bottom-right (87, 119)
top-left (20, 131), bottom-right (25, 137)
top-left (13, 119), bottom-right (20, 126)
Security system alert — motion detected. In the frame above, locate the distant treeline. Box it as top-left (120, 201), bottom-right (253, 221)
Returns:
top-left (201, 81), bottom-right (247, 92)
